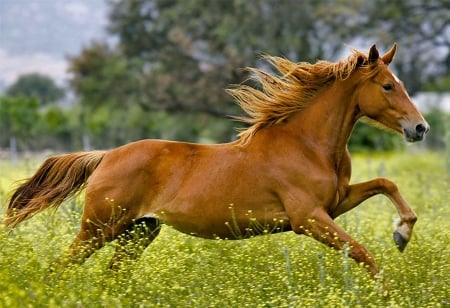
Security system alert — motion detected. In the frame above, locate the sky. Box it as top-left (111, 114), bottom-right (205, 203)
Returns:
top-left (0, 0), bottom-right (109, 92)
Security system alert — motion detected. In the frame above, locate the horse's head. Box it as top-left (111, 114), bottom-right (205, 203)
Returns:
top-left (356, 44), bottom-right (429, 142)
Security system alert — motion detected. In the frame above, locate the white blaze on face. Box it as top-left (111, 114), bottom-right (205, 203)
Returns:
top-left (392, 72), bottom-right (401, 84)
top-left (391, 71), bottom-right (415, 101)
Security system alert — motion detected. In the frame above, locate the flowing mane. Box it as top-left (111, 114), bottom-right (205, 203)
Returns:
top-left (228, 49), bottom-right (371, 145)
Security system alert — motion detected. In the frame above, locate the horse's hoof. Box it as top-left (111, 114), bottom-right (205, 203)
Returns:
top-left (393, 231), bottom-right (407, 252)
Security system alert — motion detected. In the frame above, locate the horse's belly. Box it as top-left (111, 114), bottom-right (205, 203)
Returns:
top-left (151, 201), bottom-right (291, 239)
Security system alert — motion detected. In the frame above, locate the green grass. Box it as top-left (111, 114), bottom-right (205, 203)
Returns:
top-left (0, 152), bottom-right (448, 307)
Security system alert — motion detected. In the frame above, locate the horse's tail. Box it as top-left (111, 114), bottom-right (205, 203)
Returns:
top-left (4, 151), bottom-right (106, 229)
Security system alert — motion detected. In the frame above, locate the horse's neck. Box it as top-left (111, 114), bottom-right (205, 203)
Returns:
top-left (283, 82), bottom-right (360, 158)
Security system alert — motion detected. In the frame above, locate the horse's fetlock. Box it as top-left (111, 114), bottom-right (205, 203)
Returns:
top-left (408, 215), bottom-right (418, 224)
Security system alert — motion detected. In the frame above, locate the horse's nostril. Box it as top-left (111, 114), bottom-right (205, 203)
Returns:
top-left (415, 123), bottom-right (426, 134)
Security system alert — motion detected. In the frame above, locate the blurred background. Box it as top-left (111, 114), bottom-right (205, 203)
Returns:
top-left (0, 0), bottom-right (449, 159)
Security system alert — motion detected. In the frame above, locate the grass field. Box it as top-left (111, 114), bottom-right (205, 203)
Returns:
top-left (0, 152), bottom-right (448, 307)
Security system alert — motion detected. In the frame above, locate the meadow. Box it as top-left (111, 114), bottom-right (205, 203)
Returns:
top-left (0, 152), bottom-right (448, 307)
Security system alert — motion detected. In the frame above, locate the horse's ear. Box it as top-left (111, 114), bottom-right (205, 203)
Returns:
top-left (368, 44), bottom-right (379, 64)
top-left (381, 43), bottom-right (397, 65)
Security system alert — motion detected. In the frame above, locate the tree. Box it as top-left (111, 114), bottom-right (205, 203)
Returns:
top-left (37, 106), bottom-right (74, 151)
top-left (105, 0), bottom-right (357, 118)
top-left (0, 96), bottom-right (40, 161)
top-left (6, 73), bottom-right (65, 105)
top-left (0, 96), bottom-right (40, 141)
top-left (68, 42), bottom-right (141, 110)
top-left (68, 42), bottom-right (150, 147)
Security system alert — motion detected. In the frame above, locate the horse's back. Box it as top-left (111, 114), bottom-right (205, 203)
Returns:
top-left (85, 139), bottom-right (213, 204)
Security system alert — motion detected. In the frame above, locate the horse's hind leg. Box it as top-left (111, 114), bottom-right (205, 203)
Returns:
top-left (62, 229), bottom-right (105, 266)
top-left (109, 217), bottom-right (161, 270)
top-left (52, 225), bottom-right (106, 272)
top-left (55, 207), bottom-right (140, 269)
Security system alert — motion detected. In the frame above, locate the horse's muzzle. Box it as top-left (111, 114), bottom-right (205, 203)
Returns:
top-left (404, 122), bottom-right (430, 142)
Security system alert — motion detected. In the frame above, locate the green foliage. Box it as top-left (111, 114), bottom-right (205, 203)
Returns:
top-left (102, 0), bottom-right (367, 118)
top-left (0, 96), bottom-right (40, 151)
top-left (0, 96), bottom-right (76, 151)
top-left (6, 73), bottom-right (64, 105)
top-left (36, 106), bottom-right (74, 151)
top-left (423, 76), bottom-right (450, 93)
top-left (349, 122), bottom-right (403, 153)
top-left (0, 153), bottom-right (448, 306)
top-left (423, 108), bottom-right (449, 150)
top-left (0, 96), bottom-right (39, 137)
top-left (68, 42), bottom-right (141, 111)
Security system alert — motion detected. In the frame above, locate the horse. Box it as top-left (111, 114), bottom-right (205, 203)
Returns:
top-left (4, 44), bottom-right (429, 277)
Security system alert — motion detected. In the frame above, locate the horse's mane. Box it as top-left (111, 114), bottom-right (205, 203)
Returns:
top-left (228, 49), bottom-right (374, 145)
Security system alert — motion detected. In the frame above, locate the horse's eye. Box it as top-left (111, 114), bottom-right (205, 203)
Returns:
top-left (382, 84), bottom-right (394, 91)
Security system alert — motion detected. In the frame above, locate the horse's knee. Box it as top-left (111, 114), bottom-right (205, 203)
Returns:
top-left (377, 178), bottom-right (398, 194)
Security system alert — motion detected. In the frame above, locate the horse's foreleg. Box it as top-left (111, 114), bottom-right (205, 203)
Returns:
top-left (297, 211), bottom-right (379, 276)
top-left (109, 217), bottom-right (161, 270)
top-left (331, 178), bottom-right (417, 252)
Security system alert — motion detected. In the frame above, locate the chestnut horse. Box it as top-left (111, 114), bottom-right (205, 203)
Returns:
top-left (5, 44), bottom-right (429, 276)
